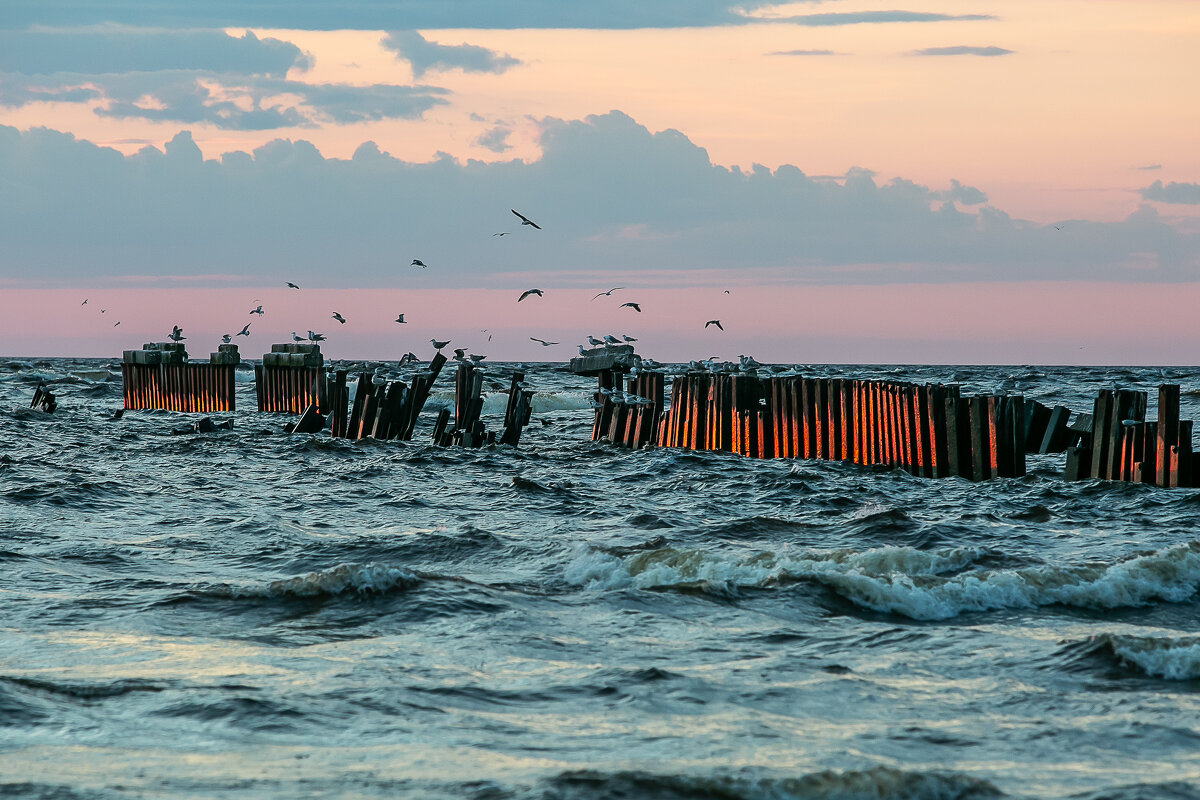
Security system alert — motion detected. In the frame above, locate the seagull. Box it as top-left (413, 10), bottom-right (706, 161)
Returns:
top-left (723, 290), bottom-right (731, 294)
top-left (530, 337), bottom-right (559, 346)
top-left (250, 305), bottom-right (264, 315)
top-left (492, 232), bottom-right (509, 237)
top-left (453, 348), bottom-right (467, 361)
top-left (287, 282), bottom-right (300, 289)
top-left (332, 312), bottom-right (346, 324)
top-left (411, 259), bottom-right (427, 268)
top-left (81, 299), bottom-right (88, 305)
top-left (291, 331), bottom-right (305, 342)
top-left (518, 288), bottom-right (544, 302)
top-left (603, 334), bottom-right (620, 345)
top-left (113, 321), bottom-right (121, 327)
top-left (307, 331), bottom-right (326, 342)
top-left (168, 325), bottom-right (185, 342)
top-left (622, 334), bottom-right (638, 342)
top-left (705, 320), bottom-right (724, 331)
top-left (511, 209), bottom-right (542, 229)
top-left (395, 314), bottom-right (406, 324)
top-left (237, 323), bottom-right (251, 336)
top-left (100, 309), bottom-right (106, 314)
top-left (431, 338), bottom-right (450, 350)
top-left (592, 287), bottom-right (624, 301)
top-left (619, 302), bottom-right (641, 312)
top-left (586, 335), bottom-right (605, 346)
top-left (577, 344), bottom-right (586, 355)
top-left (399, 352), bottom-right (419, 366)
top-left (222, 334), bottom-right (232, 344)
top-left (1054, 224), bottom-right (1065, 231)
top-left (469, 354), bottom-right (486, 363)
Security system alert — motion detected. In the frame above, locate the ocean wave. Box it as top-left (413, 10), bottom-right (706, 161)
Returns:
top-left (1, 675), bottom-right (165, 700)
top-left (222, 562), bottom-right (421, 599)
top-left (1100, 634), bottom-right (1200, 680)
top-left (564, 544), bottom-right (988, 595)
top-left (540, 765), bottom-right (1003, 800)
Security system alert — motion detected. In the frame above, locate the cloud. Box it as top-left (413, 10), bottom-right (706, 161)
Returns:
top-left (1142, 180), bottom-right (1200, 205)
top-left (475, 126), bottom-right (513, 153)
top-left (3, 1), bottom-right (805, 30)
top-left (0, 28), bottom-right (308, 77)
top-left (778, 11), bottom-right (994, 26)
top-left (1135, 164), bottom-right (1162, 171)
top-left (0, 71), bottom-right (449, 129)
top-left (0, 113), bottom-right (1195, 289)
top-left (381, 31), bottom-right (521, 77)
top-left (910, 46), bottom-right (1014, 57)
top-left (768, 49), bottom-right (840, 56)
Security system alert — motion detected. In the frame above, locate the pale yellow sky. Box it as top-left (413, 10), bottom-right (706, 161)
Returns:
top-left (3, 0), bottom-right (1197, 223)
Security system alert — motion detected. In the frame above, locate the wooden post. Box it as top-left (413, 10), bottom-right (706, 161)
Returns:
top-left (1090, 390), bottom-right (1113, 480)
top-left (1157, 384), bottom-right (1180, 488)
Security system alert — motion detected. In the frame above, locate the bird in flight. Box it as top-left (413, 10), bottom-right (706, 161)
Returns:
top-left (530, 337), bottom-right (559, 346)
top-left (492, 232), bottom-right (509, 237)
top-left (619, 302), bottom-right (642, 312)
top-left (592, 287), bottom-right (624, 300)
top-left (395, 314), bottom-right (406, 324)
top-left (332, 312), bottom-right (346, 324)
top-left (1054, 224), bottom-right (1065, 231)
top-left (307, 330), bottom-right (326, 342)
top-left (723, 290), bottom-right (731, 294)
top-left (100, 309), bottom-right (106, 314)
top-left (237, 323), bottom-right (251, 336)
top-left (411, 259), bottom-right (427, 268)
top-left (705, 319), bottom-right (724, 331)
top-left (168, 325), bottom-right (186, 342)
top-left (430, 338), bottom-right (450, 350)
top-left (250, 305), bottom-right (264, 315)
top-left (81, 298), bottom-right (88, 305)
top-left (452, 348), bottom-right (467, 361)
top-left (511, 209), bottom-right (541, 229)
top-left (287, 282), bottom-right (300, 289)
top-left (518, 288), bottom-right (544, 302)
top-left (113, 321), bottom-right (120, 327)
top-left (222, 334), bottom-right (232, 344)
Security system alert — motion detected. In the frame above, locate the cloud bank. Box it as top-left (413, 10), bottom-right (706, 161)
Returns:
top-left (1142, 180), bottom-right (1200, 205)
top-left (1, 112), bottom-right (1195, 288)
top-left (381, 31), bottom-right (521, 77)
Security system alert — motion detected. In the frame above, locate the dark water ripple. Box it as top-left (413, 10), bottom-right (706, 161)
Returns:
top-left (3, 359), bottom-right (1200, 797)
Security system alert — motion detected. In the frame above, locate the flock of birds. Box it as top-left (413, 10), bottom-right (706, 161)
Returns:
top-left (84, 208), bottom-right (734, 365)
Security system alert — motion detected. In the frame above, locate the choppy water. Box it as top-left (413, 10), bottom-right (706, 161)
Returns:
top-left (3, 358), bottom-right (1200, 799)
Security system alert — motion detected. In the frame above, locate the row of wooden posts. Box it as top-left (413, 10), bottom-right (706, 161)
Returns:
top-left (121, 363), bottom-right (238, 413)
top-left (328, 353), bottom-right (448, 440)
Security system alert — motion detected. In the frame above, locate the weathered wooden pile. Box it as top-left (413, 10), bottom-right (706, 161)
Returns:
top-left (121, 343), bottom-right (238, 411)
top-left (1064, 385), bottom-right (1197, 487)
top-left (591, 370), bottom-right (665, 450)
top-left (427, 362), bottom-right (534, 447)
top-left (596, 372), bottom-right (1034, 480)
top-left (255, 343), bottom-right (327, 414)
top-left (327, 352), bottom-right (448, 440)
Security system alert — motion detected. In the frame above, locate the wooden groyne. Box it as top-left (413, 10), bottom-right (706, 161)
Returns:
top-left (329, 352), bottom-right (448, 440)
top-left (256, 344), bottom-right (328, 414)
top-left (121, 343), bottom-right (238, 411)
top-left (430, 361), bottom-right (534, 447)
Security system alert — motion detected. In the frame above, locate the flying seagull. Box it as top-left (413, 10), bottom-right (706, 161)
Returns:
top-left (237, 323), bottom-right (251, 336)
top-left (705, 319), bottom-right (724, 331)
top-left (168, 325), bottom-right (185, 342)
top-left (81, 299), bottom-right (87, 305)
top-left (222, 334), bottom-right (232, 344)
top-left (511, 209), bottom-right (541, 229)
top-left (619, 302), bottom-right (642, 312)
top-left (492, 232), bottom-right (509, 237)
top-left (518, 288), bottom-right (544, 302)
top-left (530, 337), bottom-right (559, 346)
top-left (452, 348), bottom-right (467, 361)
top-left (113, 321), bottom-right (120, 327)
top-left (1054, 224), bottom-right (1065, 231)
top-left (592, 287), bottom-right (624, 301)
top-left (250, 305), bottom-right (264, 315)
top-left (287, 282), bottom-right (300, 289)
top-left (395, 314), bottom-right (406, 324)
top-left (332, 312), bottom-right (346, 324)
top-left (430, 338), bottom-right (450, 350)
top-left (307, 330), bottom-right (326, 342)
top-left (411, 259), bottom-right (427, 268)
top-left (100, 309), bottom-right (106, 314)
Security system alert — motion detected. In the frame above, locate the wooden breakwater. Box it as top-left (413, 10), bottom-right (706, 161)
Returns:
top-left (429, 361), bottom-right (535, 447)
top-left (122, 343), bottom-right (238, 411)
top-left (327, 352), bottom-right (448, 440)
top-left (1064, 385), bottom-right (1197, 487)
top-left (256, 344), bottom-right (328, 414)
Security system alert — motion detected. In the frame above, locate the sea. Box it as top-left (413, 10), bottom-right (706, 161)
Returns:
top-left (3, 358), bottom-right (1200, 800)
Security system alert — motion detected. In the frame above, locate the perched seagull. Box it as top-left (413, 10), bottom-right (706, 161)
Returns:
top-left (619, 302), bottom-right (642, 312)
top-left (430, 338), bottom-right (450, 350)
top-left (307, 331), bottom-right (326, 342)
top-left (469, 353), bottom-right (487, 363)
top-left (287, 282), bottom-right (300, 289)
top-left (577, 344), bottom-right (586, 355)
top-left (586, 335), bottom-right (604, 346)
top-left (332, 312), bottom-right (347, 324)
top-left (518, 288), bottom-right (544, 302)
top-left (592, 287), bottom-right (624, 301)
top-left (530, 337), bottom-right (559, 346)
top-left (291, 331), bottom-right (305, 342)
top-left (603, 334), bottom-right (620, 345)
top-left (705, 319), bottom-right (724, 331)
top-left (511, 209), bottom-right (542, 229)
top-left (395, 314), bottom-right (407, 324)
top-left (222, 334), bottom-right (232, 344)
top-left (168, 325), bottom-right (185, 342)
top-left (411, 259), bottom-right (427, 269)
top-left (237, 323), bottom-right (251, 336)
top-left (250, 305), bottom-right (264, 315)
top-left (622, 334), bottom-right (638, 342)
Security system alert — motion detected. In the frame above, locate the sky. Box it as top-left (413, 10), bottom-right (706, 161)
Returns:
top-left (2, 0), bottom-right (1198, 363)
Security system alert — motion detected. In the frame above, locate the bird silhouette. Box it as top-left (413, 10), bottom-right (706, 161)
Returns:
top-left (619, 302), bottom-right (642, 312)
top-left (530, 337), bottom-right (559, 346)
top-left (518, 288), bottom-right (544, 302)
top-left (291, 331), bottom-right (305, 342)
top-left (430, 338), bottom-right (450, 350)
top-left (492, 232), bottom-right (509, 237)
top-left (307, 331), bottom-right (326, 342)
top-left (395, 314), bottom-right (406, 324)
top-left (287, 282), bottom-right (300, 289)
top-left (511, 209), bottom-right (542, 229)
top-left (237, 323), bottom-right (251, 336)
top-left (705, 320), bottom-right (724, 331)
top-left (81, 299), bottom-right (87, 305)
top-left (250, 305), bottom-right (264, 315)
top-left (222, 334), bottom-right (232, 343)
top-left (411, 259), bottom-right (427, 268)
top-left (592, 287), bottom-right (624, 301)
top-left (168, 325), bottom-right (185, 342)
top-left (332, 312), bottom-right (346, 324)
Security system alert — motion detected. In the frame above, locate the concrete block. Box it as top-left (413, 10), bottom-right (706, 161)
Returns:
top-left (218, 344), bottom-right (240, 354)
